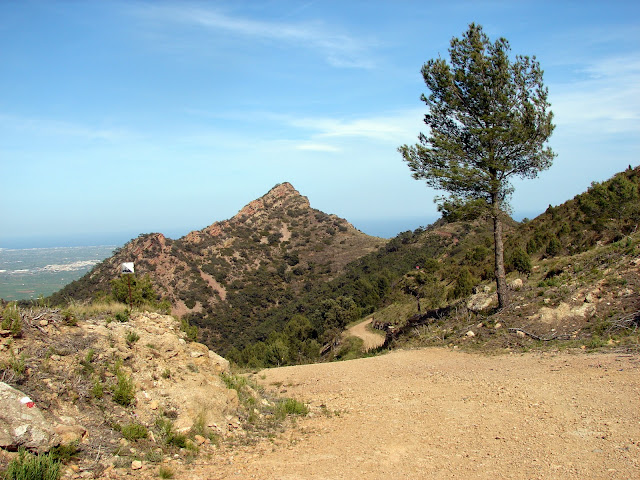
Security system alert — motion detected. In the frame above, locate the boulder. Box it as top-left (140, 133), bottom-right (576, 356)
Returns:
top-left (0, 382), bottom-right (56, 453)
top-left (508, 278), bottom-right (524, 291)
top-left (466, 292), bottom-right (497, 312)
top-left (53, 424), bottom-right (87, 444)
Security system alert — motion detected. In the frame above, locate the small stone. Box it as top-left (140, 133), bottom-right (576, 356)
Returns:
top-left (194, 434), bottom-right (206, 445)
top-left (54, 424), bottom-right (87, 444)
top-left (466, 331), bottom-right (475, 337)
top-left (149, 400), bottom-right (159, 410)
top-left (516, 330), bottom-right (526, 338)
top-left (494, 323), bottom-right (502, 329)
top-left (508, 278), bottom-right (523, 291)
top-left (190, 351), bottom-right (204, 358)
top-left (50, 354), bottom-right (61, 361)
top-left (39, 319), bottom-right (49, 327)
top-left (131, 460), bottom-right (142, 470)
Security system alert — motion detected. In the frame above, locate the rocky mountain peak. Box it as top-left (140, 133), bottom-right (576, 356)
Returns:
top-left (233, 182), bottom-right (310, 224)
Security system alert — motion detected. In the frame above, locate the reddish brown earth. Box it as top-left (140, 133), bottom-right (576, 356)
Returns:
top-left (131, 348), bottom-right (639, 480)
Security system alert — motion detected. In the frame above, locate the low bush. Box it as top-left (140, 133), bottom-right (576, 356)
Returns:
top-left (120, 422), bottom-right (148, 441)
top-left (113, 370), bottom-right (136, 407)
top-left (3, 448), bottom-right (61, 480)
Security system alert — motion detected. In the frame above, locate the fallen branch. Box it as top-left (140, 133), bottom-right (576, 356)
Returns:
top-left (607, 310), bottom-right (640, 332)
top-left (508, 328), bottom-right (571, 342)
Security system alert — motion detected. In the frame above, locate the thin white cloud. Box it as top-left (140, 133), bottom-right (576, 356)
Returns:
top-left (287, 109), bottom-right (424, 144)
top-left (182, 108), bottom-right (424, 147)
top-left (551, 55), bottom-right (640, 136)
top-left (134, 4), bottom-right (375, 68)
top-left (295, 143), bottom-right (341, 153)
top-left (0, 113), bottom-right (129, 142)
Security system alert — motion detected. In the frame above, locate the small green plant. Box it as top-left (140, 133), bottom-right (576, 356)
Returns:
top-left (120, 422), bottom-right (148, 441)
top-left (113, 370), bottom-right (136, 407)
top-left (3, 448), bottom-right (61, 480)
top-left (186, 363), bottom-right (199, 373)
top-left (161, 368), bottom-right (171, 379)
top-left (144, 449), bottom-right (163, 463)
top-left (154, 417), bottom-right (187, 449)
top-left (125, 330), bottom-right (140, 346)
top-left (1, 303), bottom-right (22, 337)
top-left (115, 311), bottom-right (130, 323)
top-left (61, 309), bottom-right (77, 326)
top-left (7, 351), bottom-right (27, 377)
top-left (221, 373), bottom-right (248, 391)
top-left (49, 442), bottom-right (80, 463)
top-left (275, 398), bottom-right (309, 419)
top-left (79, 349), bottom-right (95, 375)
top-left (91, 378), bottom-right (104, 399)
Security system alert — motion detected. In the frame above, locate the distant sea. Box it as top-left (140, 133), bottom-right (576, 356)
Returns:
top-left (0, 245), bottom-right (116, 301)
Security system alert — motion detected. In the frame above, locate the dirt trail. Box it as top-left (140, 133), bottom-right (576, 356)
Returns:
top-left (346, 317), bottom-right (386, 351)
top-left (149, 349), bottom-right (639, 479)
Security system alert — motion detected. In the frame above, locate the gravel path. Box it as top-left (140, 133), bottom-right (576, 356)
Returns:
top-left (345, 317), bottom-right (386, 351)
top-left (164, 349), bottom-right (640, 479)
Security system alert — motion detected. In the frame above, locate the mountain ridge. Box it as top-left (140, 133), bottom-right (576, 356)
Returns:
top-left (50, 183), bottom-right (387, 355)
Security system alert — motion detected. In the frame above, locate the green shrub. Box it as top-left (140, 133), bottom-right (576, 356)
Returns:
top-left (48, 442), bottom-right (80, 463)
top-left (3, 448), bottom-right (61, 480)
top-left (125, 330), bottom-right (140, 346)
top-left (61, 310), bottom-right (77, 326)
top-left (180, 318), bottom-right (198, 342)
top-left (450, 268), bottom-right (476, 299)
top-left (1, 303), bottom-right (22, 337)
top-left (546, 236), bottom-right (562, 256)
top-left (509, 247), bottom-right (532, 275)
top-left (110, 274), bottom-right (157, 306)
top-left (120, 422), bottom-right (148, 441)
top-left (115, 311), bottom-right (130, 323)
top-left (91, 379), bottom-right (104, 399)
top-left (113, 371), bottom-right (136, 406)
top-left (154, 417), bottom-right (187, 448)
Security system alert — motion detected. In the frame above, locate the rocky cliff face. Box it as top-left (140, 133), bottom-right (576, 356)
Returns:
top-left (52, 183), bottom-right (386, 354)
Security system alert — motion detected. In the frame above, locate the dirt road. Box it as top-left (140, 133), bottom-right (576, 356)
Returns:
top-left (161, 348), bottom-right (640, 479)
top-left (345, 317), bottom-right (386, 351)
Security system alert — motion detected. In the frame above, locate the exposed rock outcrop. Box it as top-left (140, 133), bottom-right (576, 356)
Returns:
top-left (0, 382), bottom-right (56, 453)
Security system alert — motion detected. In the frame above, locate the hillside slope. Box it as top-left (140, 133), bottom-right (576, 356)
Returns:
top-left (51, 183), bottom-right (385, 355)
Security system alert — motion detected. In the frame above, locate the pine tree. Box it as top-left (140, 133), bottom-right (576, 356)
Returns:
top-left (399, 23), bottom-right (555, 308)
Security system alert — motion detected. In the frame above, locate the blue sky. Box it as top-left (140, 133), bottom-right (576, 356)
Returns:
top-left (1, 1), bottom-right (638, 248)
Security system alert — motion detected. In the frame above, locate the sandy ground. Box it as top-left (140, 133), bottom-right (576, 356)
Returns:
top-left (157, 348), bottom-right (640, 480)
top-left (345, 317), bottom-right (386, 351)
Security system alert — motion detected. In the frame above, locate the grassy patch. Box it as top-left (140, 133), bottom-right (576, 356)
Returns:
top-left (158, 466), bottom-right (175, 479)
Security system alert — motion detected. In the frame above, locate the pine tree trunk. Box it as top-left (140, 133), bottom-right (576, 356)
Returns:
top-left (493, 213), bottom-right (508, 309)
